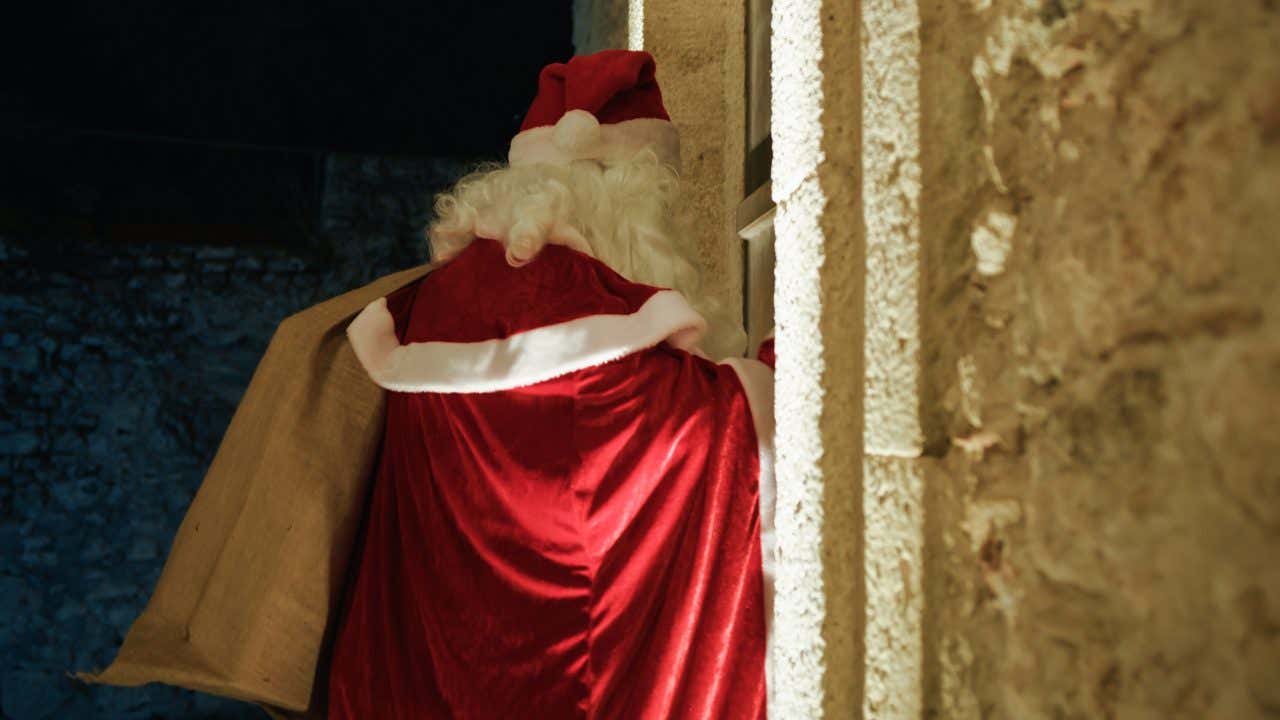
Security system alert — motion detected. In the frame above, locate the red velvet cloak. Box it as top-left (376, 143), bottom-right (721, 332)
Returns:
top-left (328, 238), bottom-right (775, 719)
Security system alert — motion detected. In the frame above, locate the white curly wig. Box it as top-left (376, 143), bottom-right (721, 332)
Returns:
top-left (426, 149), bottom-right (745, 358)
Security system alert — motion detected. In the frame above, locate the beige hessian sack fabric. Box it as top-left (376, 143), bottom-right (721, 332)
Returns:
top-left (75, 263), bottom-right (435, 718)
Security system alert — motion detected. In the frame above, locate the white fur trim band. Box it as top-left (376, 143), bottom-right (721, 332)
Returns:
top-left (508, 115), bottom-right (680, 168)
top-left (346, 290), bottom-right (707, 393)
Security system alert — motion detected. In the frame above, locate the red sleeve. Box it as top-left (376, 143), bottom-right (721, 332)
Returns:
top-left (384, 279), bottom-right (424, 343)
top-left (756, 337), bottom-right (775, 370)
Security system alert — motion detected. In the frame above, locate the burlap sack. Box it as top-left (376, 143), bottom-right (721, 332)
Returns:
top-left (75, 263), bottom-right (434, 718)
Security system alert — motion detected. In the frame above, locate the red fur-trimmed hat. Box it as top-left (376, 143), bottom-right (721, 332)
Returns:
top-left (508, 50), bottom-right (680, 168)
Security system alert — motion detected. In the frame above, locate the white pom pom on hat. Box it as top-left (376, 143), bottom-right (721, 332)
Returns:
top-left (552, 110), bottom-right (603, 155)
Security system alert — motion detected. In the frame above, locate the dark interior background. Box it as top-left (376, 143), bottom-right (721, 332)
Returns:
top-left (0, 3), bottom-right (573, 718)
top-left (0, 0), bottom-right (571, 245)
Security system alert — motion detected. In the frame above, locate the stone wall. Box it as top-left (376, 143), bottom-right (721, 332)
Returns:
top-left (917, 1), bottom-right (1280, 717)
top-left (0, 153), bottom-right (469, 719)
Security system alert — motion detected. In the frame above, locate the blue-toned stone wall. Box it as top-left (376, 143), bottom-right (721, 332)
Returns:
top-left (0, 154), bottom-right (472, 719)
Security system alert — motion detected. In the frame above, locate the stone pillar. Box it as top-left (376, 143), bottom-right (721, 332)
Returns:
top-left (861, 0), bottom-right (925, 718)
top-left (771, 0), bottom-right (864, 717)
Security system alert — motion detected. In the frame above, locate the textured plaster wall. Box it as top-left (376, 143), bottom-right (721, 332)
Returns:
top-left (861, 1), bottom-right (926, 717)
top-left (772, 0), bottom-right (864, 717)
top-left (912, 0), bottom-right (1280, 717)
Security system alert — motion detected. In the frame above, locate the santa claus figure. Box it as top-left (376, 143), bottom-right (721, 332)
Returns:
top-left (330, 49), bottom-right (776, 719)
top-left (78, 49), bottom-right (775, 720)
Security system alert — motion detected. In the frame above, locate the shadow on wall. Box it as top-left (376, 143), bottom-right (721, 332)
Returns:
top-left (0, 154), bottom-right (471, 720)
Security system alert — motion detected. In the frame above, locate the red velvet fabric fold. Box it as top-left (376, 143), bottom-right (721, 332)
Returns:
top-left (326, 240), bottom-right (767, 719)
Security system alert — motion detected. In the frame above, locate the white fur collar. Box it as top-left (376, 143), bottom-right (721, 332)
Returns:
top-left (346, 290), bottom-right (706, 394)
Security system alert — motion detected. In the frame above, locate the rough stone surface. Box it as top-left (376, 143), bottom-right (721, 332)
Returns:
top-left (772, 0), bottom-right (864, 716)
top-left (863, 455), bottom-right (924, 720)
top-left (0, 153), bottom-right (468, 719)
top-left (863, 0), bottom-right (925, 458)
top-left (915, 1), bottom-right (1280, 717)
